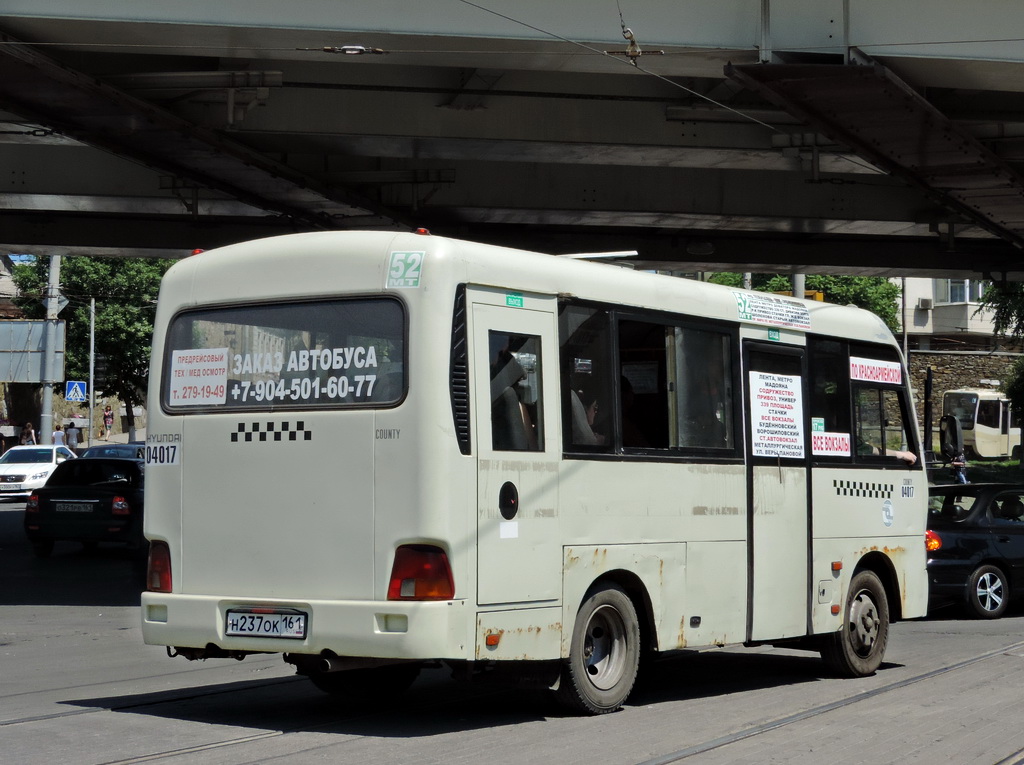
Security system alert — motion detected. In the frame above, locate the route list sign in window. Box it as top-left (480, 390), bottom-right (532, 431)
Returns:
top-left (750, 371), bottom-right (805, 459)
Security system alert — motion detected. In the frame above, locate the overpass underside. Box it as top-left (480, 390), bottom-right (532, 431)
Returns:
top-left (2, 1), bottom-right (1024, 278)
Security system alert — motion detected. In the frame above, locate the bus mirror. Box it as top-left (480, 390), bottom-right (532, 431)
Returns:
top-left (939, 414), bottom-right (964, 459)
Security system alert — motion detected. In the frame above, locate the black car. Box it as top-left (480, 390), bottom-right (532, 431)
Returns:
top-left (23, 458), bottom-right (145, 558)
top-left (927, 483), bottom-right (1024, 618)
top-left (79, 442), bottom-right (145, 460)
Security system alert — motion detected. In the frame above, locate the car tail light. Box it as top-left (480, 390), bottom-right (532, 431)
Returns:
top-left (111, 496), bottom-right (130, 515)
top-left (147, 541), bottom-right (172, 592)
top-left (25, 494), bottom-right (38, 512)
top-left (925, 529), bottom-right (942, 552)
top-left (387, 544), bottom-right (454, 600)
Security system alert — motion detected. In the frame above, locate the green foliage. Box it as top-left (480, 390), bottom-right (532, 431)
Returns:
top-left (707, 273), bottom-right (902, 333)
top-left (1001, 355), bottom-right (1024, 418)
top-left (12, 256), bottom-right (173, 411)
top-left (979, 281), bottom-right (1024, 339)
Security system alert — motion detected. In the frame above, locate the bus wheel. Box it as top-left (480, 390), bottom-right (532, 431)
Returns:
top-left (307, 663), bottom-right (421, 700)
top-left (966, 564), bottom-right (1008, 619)
top-left (820, 570), bottom-right (889, 678)
top-left (555, 584), bottom-right (640, 715)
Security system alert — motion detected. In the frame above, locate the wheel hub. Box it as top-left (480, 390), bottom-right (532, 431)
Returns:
top-left (976, 572), bottom-right (1004, 612)
top-left (848, 590), bottom-right (880, 657)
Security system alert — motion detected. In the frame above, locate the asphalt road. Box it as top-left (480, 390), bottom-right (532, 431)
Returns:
top-left (2, 501), bottom-right (1023, 765)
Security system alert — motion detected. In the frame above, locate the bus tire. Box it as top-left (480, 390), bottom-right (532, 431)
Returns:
top-left (555, 584), bottom-right (640, 715)
top-left (307, 663), bottom-right (420, 700)
top-left (820, 570), bottom-right (889, 678)
top-left (965, 564), bottom-right (1008, 619)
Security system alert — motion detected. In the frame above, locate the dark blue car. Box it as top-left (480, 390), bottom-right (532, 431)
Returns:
top-left (927, 483), bottom-right (1024, 618)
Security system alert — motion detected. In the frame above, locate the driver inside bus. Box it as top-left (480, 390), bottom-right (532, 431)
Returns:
top-left (855, 435), bottom-right (917, 465)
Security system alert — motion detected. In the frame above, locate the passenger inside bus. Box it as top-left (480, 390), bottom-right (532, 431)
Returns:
top-left (570, 380), bottom-right (605, 446)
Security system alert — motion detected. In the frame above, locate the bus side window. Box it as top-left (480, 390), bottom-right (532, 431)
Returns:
top-left (489, 332), bottom-right (543, 452)
top-left (670, 326), bottom-right (732, 449)
top-left (854, 386), bottom-right (915, 464)
top-left (559, 305), bottom-right (612, 453)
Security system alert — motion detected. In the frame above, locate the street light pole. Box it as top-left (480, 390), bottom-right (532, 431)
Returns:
top-left (40, 254), bottom-right (62, 445)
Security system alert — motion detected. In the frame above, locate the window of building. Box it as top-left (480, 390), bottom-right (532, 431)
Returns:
top-left (935, 279), bottom-right (988, 304)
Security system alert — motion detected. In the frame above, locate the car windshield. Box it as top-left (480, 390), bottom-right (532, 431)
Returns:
top-left (81, 445), bottom-right (144, 459)
top-left (928, 491), bottom-right (980, 522)
top-left (46, 459), bottom-right (141, 487)
top-left (0, 448), bottom-right (52, 464)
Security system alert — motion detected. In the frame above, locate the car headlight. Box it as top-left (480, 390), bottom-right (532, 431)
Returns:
top-left (30, 471), bottom-right (49, 481)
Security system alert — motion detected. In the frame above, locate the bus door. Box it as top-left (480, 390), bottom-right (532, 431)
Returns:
top-left (1000, 399), bottom-right (1013, 458)
top-left (744, 343), bottom-right (810, 641)
top-left (471, 299), bottom-right (561, 606)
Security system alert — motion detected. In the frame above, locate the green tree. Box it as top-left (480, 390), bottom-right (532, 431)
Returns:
top-left (12, 256), bottom-right (174, 419)
top-left (978, 281), bottom-right (1024, 339)
top-left (707, 273), bottom-right (903, 333)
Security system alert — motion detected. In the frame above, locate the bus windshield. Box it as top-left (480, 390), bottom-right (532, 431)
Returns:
top-left (162, 298), bottom-right (405, 411)
top-left (943, 391), bottom-right (979, 429)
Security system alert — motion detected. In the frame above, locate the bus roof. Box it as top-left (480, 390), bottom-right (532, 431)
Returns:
top-left (160, 231), bottom-right (897, 348)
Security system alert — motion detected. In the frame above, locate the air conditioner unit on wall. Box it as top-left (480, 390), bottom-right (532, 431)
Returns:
top-left (917, 298), bottom-right (934, 310)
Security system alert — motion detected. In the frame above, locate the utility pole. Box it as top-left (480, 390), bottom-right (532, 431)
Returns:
top-left (40, 254), bottom-right (62, 445)
top-left (89, 298), bottom-right (95, 448)
top-left (791, 273), bottom-right (805, 301)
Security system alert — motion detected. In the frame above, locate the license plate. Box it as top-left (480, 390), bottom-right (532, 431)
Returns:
top-left (56, 502), bottom-right (93, 513)
top-left (0, 484), bottom-right (21, 491)
top-left (225, 608), bottom-right (306, 639)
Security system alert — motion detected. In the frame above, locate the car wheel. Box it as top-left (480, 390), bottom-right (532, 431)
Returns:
top-left (966, 564), bottom-right (1009, 619)
top-left (31, 539), bottom-right (54, 558)
top-left (555, 584), bottom-right (640, 715)
top-left (821, 570), bottom-right (889, 677)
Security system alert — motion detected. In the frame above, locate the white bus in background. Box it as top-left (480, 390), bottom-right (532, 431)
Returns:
top-left (943, 388), bottom-right (1021, 459)
top-left (141, 230), bottom-right (928, 714)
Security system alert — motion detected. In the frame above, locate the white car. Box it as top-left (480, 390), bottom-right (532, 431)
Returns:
top-left (0, 445), bottom-right (77, 500)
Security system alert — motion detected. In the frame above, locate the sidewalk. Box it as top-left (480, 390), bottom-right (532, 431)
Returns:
top-left (78, 426), bottom-right (146, 450)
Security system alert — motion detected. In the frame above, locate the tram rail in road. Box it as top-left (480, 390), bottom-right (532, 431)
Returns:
top-left (2, 502), bottom-right (1024, 764)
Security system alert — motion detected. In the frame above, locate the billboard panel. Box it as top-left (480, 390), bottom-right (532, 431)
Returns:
top-left (0, 321), bottom-right (66, 382)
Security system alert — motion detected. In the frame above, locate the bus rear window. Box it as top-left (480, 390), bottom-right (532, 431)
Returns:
top-left (162, 299), bottom-right (405, 411)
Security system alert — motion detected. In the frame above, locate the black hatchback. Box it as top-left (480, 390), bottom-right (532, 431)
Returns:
top-left (23, 458), bottom-right (145, 558)
top-left (927, 483), bottom-right (1024, 618)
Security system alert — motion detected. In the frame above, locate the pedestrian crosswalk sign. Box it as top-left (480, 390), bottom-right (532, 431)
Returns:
top-left (65, 381), bottom-right (87, 402)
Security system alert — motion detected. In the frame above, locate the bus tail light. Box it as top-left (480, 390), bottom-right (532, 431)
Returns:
top-left (925, 529), bottom-right (942, 552)
top-left (112, 496), bottom-right (130, 515)
top-left (148, 541), bottom-right (172, 592)
top-left (387, 544), bottom-right (454, 600)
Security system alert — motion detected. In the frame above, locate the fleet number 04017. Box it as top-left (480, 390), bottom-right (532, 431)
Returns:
top-left (146, 444), bottom-right (179, 465)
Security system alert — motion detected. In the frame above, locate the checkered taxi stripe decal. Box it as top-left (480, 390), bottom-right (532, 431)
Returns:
top-left (834, 480), bottom-right (893, 499)
top-left (231, 421), bottom-right (312, 443)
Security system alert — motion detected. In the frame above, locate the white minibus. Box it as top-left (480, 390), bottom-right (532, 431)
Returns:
top-left (142, 230), bottom-right (928, 714)
top-left (943, 388), bottom-right (1021, 459)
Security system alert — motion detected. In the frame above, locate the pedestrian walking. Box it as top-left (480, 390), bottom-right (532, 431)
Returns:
top-left (66, 422), bottom-right (80, 452)
top-left (102, 405), bottom-right (114, 440)
top-left (20, 422), bottom-right (36, 445)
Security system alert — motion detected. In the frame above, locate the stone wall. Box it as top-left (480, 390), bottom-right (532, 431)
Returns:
top-left (907, 350), bottom-right (1021, 445)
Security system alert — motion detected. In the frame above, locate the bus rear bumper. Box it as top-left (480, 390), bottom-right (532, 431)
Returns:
top-left (141, 592), bottom-right (471, 661)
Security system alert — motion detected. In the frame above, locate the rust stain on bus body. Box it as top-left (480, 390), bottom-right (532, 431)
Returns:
top-left (477, 621), bottom-right (564, 660)
top-left (855, 544), bottom-right (910, 612)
